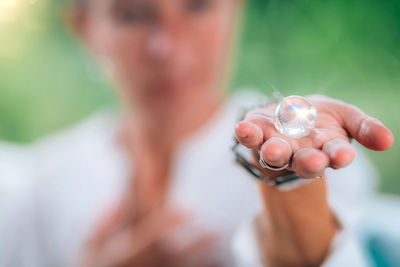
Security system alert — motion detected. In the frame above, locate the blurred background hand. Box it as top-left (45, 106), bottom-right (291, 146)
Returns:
top-left (77, 202), bottom-right (220, 267)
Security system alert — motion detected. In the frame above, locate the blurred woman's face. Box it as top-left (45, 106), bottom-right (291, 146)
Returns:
top-left (80, 0), bottom-right (240, 114)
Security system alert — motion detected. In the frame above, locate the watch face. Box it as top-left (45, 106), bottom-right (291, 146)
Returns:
top-left (232, 139), bottom-right (302, 187)
top-left (231, 140), bottom-right (266, 180)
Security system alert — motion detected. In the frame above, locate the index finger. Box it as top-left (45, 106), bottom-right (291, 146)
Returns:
top-left (235, 108), bottom-right (278, 149)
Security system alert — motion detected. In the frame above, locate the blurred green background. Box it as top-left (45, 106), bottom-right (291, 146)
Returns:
top-left (0, 0), bottom-right (399, 193)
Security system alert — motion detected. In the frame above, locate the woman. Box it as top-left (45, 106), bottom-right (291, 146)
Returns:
top-left (0, 0), bottom-right (394, 266)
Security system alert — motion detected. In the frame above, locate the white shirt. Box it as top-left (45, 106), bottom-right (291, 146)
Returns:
top-left (0, 90), bottom-right (374, 266)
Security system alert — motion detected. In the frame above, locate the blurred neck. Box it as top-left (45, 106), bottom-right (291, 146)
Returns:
top-left (123, 90), bottom-right (227, 157)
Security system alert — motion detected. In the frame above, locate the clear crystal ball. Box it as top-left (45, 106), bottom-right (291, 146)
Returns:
top-left (274, 95), bottom-right (317, 139)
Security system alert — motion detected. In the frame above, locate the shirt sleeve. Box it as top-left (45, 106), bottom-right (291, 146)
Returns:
top-left (0, 143), bottom-right (50, 267)
top-left (0, 184), bottom-right (50, 267)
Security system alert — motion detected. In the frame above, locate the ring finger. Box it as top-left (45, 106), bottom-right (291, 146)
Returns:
top-left (259, 137), bottom-right (292, 169)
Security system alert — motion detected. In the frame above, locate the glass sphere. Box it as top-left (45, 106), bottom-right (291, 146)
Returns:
top-left (274, 95), bottom-right (317, 139)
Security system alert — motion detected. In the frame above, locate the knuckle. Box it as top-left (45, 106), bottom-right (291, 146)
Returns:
top-left (309, 129), bottom-right (328, 148)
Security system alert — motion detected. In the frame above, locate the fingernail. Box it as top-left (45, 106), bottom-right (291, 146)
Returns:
top-left (372, 118), bottom-right (384, 127)
top-left (235, 123), bottom-right (247, 138)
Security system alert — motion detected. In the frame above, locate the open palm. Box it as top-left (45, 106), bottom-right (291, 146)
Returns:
top-left (235, 95), bottom-right (394, 179)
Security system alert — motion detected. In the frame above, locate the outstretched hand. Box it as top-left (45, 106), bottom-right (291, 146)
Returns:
top-left (235, 95), bottom-right (394, 178)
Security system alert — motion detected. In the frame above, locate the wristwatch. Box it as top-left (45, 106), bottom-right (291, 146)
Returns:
top-left (231, 137), bottom-right (312, 192)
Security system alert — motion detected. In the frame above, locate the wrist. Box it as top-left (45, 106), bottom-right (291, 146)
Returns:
top-left (257, 176), bottom-right (337, 267)
top-left (255, 211), bottom-right (336, 267)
